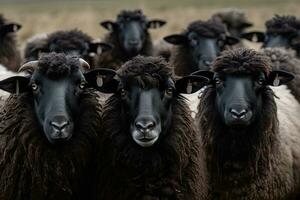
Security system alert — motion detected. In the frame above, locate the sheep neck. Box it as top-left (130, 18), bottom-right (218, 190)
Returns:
top-left (198, 86), bottom-right (279, 182)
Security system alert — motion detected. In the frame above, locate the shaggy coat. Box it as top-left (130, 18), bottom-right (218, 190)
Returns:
top-left (0, 55), bottom-right (102, 200)
top-left (0, 15), bottom-right (21, 72)
top-left (96, 56), bottom-right (207, 200)
top-left (169, 20), bottom-right (227, 76)
top-left (266, 15), bottom-right (300, 36)
top-left (46, 29), bottom-right (97, 66)
top-left (23, 33), bottom-right (48, 63)
top-left (197, 49), bottom-right (300, 199)
top-left (266, 15), bottom-right (300, 56)
top-left (97, 10), bottom-right (154, 70)
top-left (261, 47), bottom-right (300, 104)
top-left (211, 8), bottom-right (252, 37)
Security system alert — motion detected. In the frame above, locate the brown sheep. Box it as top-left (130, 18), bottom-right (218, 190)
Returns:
top-left (194, 48), bottom-right (300, 199)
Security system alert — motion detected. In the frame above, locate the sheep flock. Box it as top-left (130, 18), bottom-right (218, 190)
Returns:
top-left (1, 7), bottom-right (300, 200)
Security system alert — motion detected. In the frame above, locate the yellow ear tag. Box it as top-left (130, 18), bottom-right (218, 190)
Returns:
top-left (16, 80), bottom-right (19, 95)
top-left (97, 74), bottom-right (103, 87)
top-left (273, 74), bottom-right (280, 86)
top-left (187, 81), bottom-right (193, 94)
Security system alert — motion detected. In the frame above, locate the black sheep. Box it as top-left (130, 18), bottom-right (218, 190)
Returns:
top-left (0, 53), bottom-right (112, 200)
top-left (164, 19), bottom-right (239, 76)
top-left (212, 8), bottom-right (253, 38)
top-left (242, 15), bottom-right (300, 56)
top-left (23, 29), bottom-right (113, 67)
top-left (90, 56), bottom-right (208, 199)
top-left (97, 9), bottom-right (166, 69)
top-left (195, 48), bottom-right (300, 199)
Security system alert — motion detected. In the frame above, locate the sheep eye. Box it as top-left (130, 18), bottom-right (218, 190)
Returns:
top-left (217, 40), bottom-right (224, 47)
top-left (190, 39), bottom-right (198, 47)
top-left (120, 88), bottom-right (127, 97)
top-left (31, 83), bottom-right (38, 91)
top-left (79, 81), bottom-right (86, 89)
top-left (165, 87), bottom-right (173, 95)
top-left (257, 77), bottom-right (265, 85)
top-left (214, 77), bottom-right (222, 85)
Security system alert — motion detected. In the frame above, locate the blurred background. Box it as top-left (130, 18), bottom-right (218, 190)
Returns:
top-left (0, 0), bottom-right (300, 45)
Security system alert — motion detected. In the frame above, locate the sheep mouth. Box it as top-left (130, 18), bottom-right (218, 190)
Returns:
top-left (139, 137), bottom-right (155, 142)
top-left (134, 136), bottom-right (159, 147)
top-left (131, 129), bottom-right (160, 148)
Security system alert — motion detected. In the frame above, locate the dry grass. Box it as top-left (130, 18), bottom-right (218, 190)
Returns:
top-left (0, 0), bottom-right (300, 48)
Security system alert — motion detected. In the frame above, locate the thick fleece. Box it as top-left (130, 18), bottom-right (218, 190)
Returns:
top-left (96, 56), bottom-right (208, 200)
top-left (197, 48), bottom-right (300, 199)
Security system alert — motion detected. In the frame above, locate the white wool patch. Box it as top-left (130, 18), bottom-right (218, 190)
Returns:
top-left (0, 65), bottom-right (25, 106)
top-left (272, 85), bottom-right (300, 163)
top-left (182, 86), bottom-right (207, 118)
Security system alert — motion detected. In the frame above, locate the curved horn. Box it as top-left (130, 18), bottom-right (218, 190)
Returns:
top-left (79, 58), bottom-right (90, 70)
top-left (18, 61), bottom-right (39, 74)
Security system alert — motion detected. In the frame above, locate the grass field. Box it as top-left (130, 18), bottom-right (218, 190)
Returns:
top-left (0, 0), bottom-right (300, 47)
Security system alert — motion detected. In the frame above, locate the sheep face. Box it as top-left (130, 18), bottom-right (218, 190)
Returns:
top-left (263, 32), bottom-right (299, 49)
top-left (0, 71), bottom-right (84, 143)
top-left (0, 23), bottom-right (21, 40)
top-left (101, 10), bottom-right (166, 57)
top-left (211, 72), bottom-right (264, 127)
top-left (164, 32), bottom-right (239, 71)
top-left (87, 63), bottom-right (208, 147)
top-left (194, 67), bottom-right (294, 128)
top-left (117, 19), bottom-right (147, 57)
top-left (125, 75), bottom-right (205, 147)
top-left (32, 70), bottom-right (87, 143)
top-left (0, 54), bottom-right (107, 144)
top-left (241, 31), bottom-right (300, 50)
top-left (124, 81), bottom-right (170, 147)
top-left (241, 15), bottom-right (300, 51)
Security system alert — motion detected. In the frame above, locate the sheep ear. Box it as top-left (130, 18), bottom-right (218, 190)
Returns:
top-left (191, 70), bottom-right (214, 82)
top-left (175, 75), bottom-right (209, 94)
top-left (164, 34), bottom-right (188, 45)
top-left (0, 76), bottom-right (30, 94)
top-left (84, 68), bottom-right (119, 93)
top-left (147, 20), bottom-right (166, 29)
top-left (225, 36), bottom-right (240, 45)
top-left (290, 35), bottom-right (300, 48)
top-left (267, 70), bottom-right (294, 86)
top-left (240, 31), bottom-right (265, 42)
top-left (1, 23), bottom-right (22, 34)
top-left (100, 21), bottom-right (117, 31)
top-left (89, 42), bottom-right (113, 54)
top-left (241, 22), bottom-right (253, 28)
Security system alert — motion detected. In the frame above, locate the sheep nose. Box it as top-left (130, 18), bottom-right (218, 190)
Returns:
top-left (135, 118), bottom-right (156, 132)
top-left (50, 116), bottom-right (69, 131)
top-left (128, 39), bottom-right (139, 46)
top-left (229, 108), bottom-right (248, 119)
top-left (203, 60), bottom-right (213, 66)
